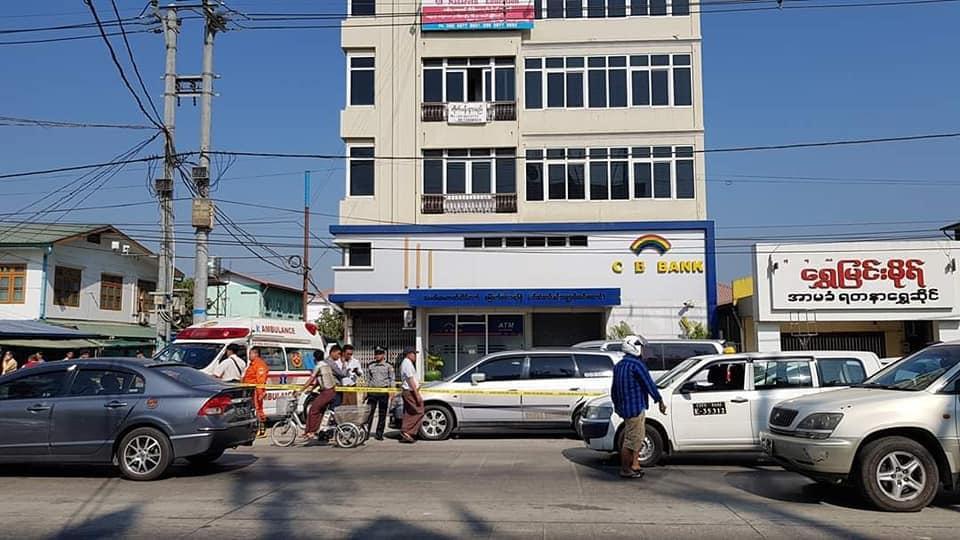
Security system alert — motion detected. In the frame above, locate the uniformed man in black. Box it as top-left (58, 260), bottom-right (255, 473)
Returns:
top-left (364, 346), bottom-right (393, 440)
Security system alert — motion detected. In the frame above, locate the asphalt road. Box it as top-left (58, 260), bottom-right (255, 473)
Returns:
top-left (0, 436), bottom-right (958, 539)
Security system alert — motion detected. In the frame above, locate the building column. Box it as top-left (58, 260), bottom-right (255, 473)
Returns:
top-left (416, 308), bottom-right (426, 380)
top-left (936, 320), bottom-right (960, 342)
top-left (755, 322), bottom-right (782, 352)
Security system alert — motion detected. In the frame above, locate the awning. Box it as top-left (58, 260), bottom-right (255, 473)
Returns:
top-left (46, 319), bottom-right (156, 340)
top-left (330, 288), bottom-right (622, 308)
top-left (0, 319), bottom-right (96, 339)
top-left (0, 338), bottom-right (100, 349)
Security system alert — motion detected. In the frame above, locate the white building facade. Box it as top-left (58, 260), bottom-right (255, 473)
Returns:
top-left (332, 1), bottom-right (715, 376)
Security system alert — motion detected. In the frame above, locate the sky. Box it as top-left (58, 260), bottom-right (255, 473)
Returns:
top-left (1, 0), bottom-right (958, 292)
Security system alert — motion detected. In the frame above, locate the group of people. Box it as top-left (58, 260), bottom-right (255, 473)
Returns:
top-left (1, 349), bottom-right (101, 375)
top-left (299, 343), bottom-right (425, 444)
top-left (210, 345), bottom-right (271, 437)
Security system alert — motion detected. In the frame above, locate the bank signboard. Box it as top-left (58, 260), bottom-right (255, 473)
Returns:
top-left (769, 249), bottom-right (955, 311)
top-left (421, 0), bottom-right (536, 31)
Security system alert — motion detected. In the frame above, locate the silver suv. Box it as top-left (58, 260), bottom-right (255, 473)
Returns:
top-left (761, 342), bottom-right (960, 512)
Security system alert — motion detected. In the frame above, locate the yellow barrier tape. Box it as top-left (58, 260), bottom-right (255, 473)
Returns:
top-left (246, 384), bottom-right (606, 398)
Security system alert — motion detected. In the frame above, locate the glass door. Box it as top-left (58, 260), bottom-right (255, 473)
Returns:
top-left (457, 315), bottom-right (487, 372)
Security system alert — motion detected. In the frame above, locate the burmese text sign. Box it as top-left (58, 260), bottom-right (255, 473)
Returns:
top-left (421, 0), bottom-right (535, 31)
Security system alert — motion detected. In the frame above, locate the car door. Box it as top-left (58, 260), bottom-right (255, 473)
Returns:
top-left (50, 368), bottom-right (145, 456)
top-left (0, 367), bottom-right (70, 457)
top-left (670, 359), bottom-right (754, 449)
top-left (749, 357), bottom-right (816, 445)
top-left (457, 355), bottom-right (525, 426)
top-left (520, 354), bottom-right (580, 426)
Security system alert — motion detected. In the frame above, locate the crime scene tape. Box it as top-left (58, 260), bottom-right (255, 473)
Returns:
top-left (245, 384), bottom-right (606, 398)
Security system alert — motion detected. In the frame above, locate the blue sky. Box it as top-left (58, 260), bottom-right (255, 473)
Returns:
top-left (1, 1), bottom-right (958, 290)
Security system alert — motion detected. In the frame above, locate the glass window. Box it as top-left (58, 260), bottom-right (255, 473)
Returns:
top-left (631, 69), bottom-right (650, 106)
top-left (506, 237), bottom-right (525, 247)
top-left (864, 345), bottom-right (960, 391)
top-left (817, 358), bottom-right (867, 387)
top-left (547, 0), bottom-right (565, 17)
top-left (69, 370), bottom-right (145, 396)
top-left (588, 68), bottom-right (606, 108)
top-left (754, 360), bottom-right (813, 390)
top-left (287, 348), bottom-right (320, 372)
top-left (674, 67), bottom-right (692, 106)
top-left (566, 0), bottom-right (583, 17)
top-left (548, 164), bottom-right (566, 199)
top-left (529, 355), bottom-right (576, 379)
top-left (258, 347), bottom-right (287, 372)
top-left (589, 162), bottom-right (608, 200)
top-left (547, 236), bottom-right (567, 247)
top-left (526, 162), bottom-right (544, 201)
top-left (54, 266), bottom-right (81, 307)
top-left (634, 162), bottom-right (652, 198)
top-left (464, 238), bottom-right (483, 248)
top-left (631, 0), bottom-right (648, 15)
top-left (0, 264), bottom-right (26, 304)
top-left (525, 70), bottom-right (542, 109)
top-left (472, 161), bottom-right (492, 193)
top-left (568, 163), bottom-right (586, 199)
top-left (423, 68), bottom-right (443, 103)
top-left (569, 235), bottom-right (588, 247)
top-left (477, 356), bottom-right (525, 381)
top-left (526, 236), bottom-right (547, 247)
top-left (685, 361), bottom-right (747, 392)
top-left (566, 71), bottom-right (584, 107)
top-left (446, 161), bottom-right (466, 193)
top-left (446, 71), bottom-right (464, 102)
top-left (609, 0), bottom-right (627, 16)
top-left (100, 274), bottom-right (123, 311)
top-left (673, 0), bottom-right (690, 15)
top-left (576, 354), bottom-right (614, 378)
top-left (349, 55), bottom-right (375, 106)
top-left (610, 161), bottom-right (628, 199)
top-left (424, 158), bottom-right (443, 194)
top-left (608, 68), bottom-right (627, 107)
top-left (587, 0), bottom-right (605, 17)
top-left (660, 343), bottom-right (720, 371)
top-left (154, 342), bottom-right (224, 369)
top-left (348, 146), bottom-right (375, 196)
top-left (496, 155), bottom-right (516, 194)
top-left (483, 237), bottom-right (503, 248)
top-left (547, 72), bottom-right (565, 108)
top-left (0, 370), bottom-right (68, 401)
top-left (676, 159), bottom-right (694, 199)
top-left (351, 0), bottom-right (375, 16)
top-left (650, 0), bottom-right (667, 15)
top-left (494, 67), bottom-right (515, 102)
top-left (136, 279), bottom-right (155, 314)
top-left (346, 243), bottom-right (372, 267)
top-left (654, 162), bottom-right (671, 198)
top-left (651, 70), bottom-right (669, 105)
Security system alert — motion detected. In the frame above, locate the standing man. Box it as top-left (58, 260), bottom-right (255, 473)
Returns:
top-left (242, 348), bottom-right (270, 438)
top-left (399, 346), bottom-right (423, 444)
top-left (611, 335), bottom-right (666, 479)
top-left (364, 346), bottom-right (393, 440)
top-left (341, 344), bottom-right (362, 406)
top-left (212, 344), bottom-right (247, 383)
top-left (325, 345), bottom-right (346, 408)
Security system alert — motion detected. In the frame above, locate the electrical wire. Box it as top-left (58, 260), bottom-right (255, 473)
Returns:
top-left (0, 115), bottom-right (155, 130)
top-left (109, 0), bottom-right (162, 124)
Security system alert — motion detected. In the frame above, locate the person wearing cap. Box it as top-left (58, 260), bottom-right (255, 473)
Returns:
top-left (611, 335), bottom-right (666, 479)
top-left (364, 346), bottom-right (393, 440)
top-left (398, 346), bottom-right (423, 443)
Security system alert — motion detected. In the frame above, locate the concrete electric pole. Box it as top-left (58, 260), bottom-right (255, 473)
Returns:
top-left (303, 170), bottom-right (311, 322)
top-left (155, 7), bottom-right (179, 349)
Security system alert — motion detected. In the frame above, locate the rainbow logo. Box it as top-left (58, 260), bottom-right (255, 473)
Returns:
top-left (630, 234), bottom-right (672, 256)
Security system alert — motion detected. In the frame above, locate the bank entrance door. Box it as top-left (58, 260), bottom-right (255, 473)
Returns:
top-left (532, 313), bottom-right (605, 347)
top-left (427, 314), bottom-right (525, 378)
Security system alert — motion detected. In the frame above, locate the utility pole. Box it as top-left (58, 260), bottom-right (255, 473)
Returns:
top-left (303, 170), bottom-right (311, 322)
top-left (155, 7), bottom-right (179, 349)
top-left (191, 0), bottom-right (219, 324)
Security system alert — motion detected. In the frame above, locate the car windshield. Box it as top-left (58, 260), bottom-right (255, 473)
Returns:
top-left (150, 365), bottom-right (221, 387)
top-left (153, 343), bottom-right (223, 369)
top-left (858, 345), bottom-right (960, 391)
top-left (656, 357), bottom-right (700, 388)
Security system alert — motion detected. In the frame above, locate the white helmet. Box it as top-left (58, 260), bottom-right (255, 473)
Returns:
top-left (621, 335), bottom-right (648, 357)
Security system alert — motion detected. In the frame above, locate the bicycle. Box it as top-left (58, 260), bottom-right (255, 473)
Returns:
top-left (270, 392), bottom-right (369, 449)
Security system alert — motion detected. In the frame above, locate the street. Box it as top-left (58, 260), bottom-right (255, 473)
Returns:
top-left (1, 436), bottom-right (957, 539)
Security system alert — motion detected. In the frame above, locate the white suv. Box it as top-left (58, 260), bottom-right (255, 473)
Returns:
top-left (579, 351), bottom-right (882, 466)
top-left (762, 342), bottom-right (960, 512)
top-left (391, 349), bottom-right (622, 441)
top-left (574, 339), bottom-right (724, 378)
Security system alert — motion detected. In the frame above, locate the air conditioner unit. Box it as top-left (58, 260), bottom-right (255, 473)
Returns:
top-left (121, 244), bottom-right (131, 255)
top-left (111, 240), bottom-right (121, 252)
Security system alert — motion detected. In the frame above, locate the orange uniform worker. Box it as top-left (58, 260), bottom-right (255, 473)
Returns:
top-left (242, 347), bottom-right (270, 437)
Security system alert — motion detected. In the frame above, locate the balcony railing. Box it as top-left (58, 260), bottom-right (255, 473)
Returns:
top-left (421, 102), bottom-right (517, 123)
top-left (422, 193), bottom-right (518, 214)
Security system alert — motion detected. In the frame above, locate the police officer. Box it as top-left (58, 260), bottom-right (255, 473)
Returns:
top-left (364, 346), bottom-right (393, 441)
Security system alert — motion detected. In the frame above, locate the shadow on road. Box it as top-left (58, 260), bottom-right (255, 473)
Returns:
top-left (0, 452), bottom-right (257, 480)
top-left (52, 504), bottom-right (140, 540)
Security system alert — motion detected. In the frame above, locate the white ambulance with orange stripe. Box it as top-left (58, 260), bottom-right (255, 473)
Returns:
top-left (155, 317), bottom-right (327, 417)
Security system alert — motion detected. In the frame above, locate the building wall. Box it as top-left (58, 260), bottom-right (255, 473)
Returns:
top-left (262, 288), bottom-right (303, 320)
top-left (0, 247), bottom-right (45, 320)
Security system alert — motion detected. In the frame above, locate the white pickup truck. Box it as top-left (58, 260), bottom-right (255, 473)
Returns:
top-left (579, 351), bottom-right (883, 466)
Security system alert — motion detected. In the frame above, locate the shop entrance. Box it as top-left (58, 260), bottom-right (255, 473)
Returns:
top-left (427, 314), bottom-right (524, 378)
top-left (532, 313), bottom-right (605, 347)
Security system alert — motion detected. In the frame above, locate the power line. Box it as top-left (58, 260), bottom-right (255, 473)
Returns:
top-left (109, 0), bottom-right (162, 124)
top-left (0, 28), bottom-right (154, 46)
top-left (0, 115), bottom-right (155, 130)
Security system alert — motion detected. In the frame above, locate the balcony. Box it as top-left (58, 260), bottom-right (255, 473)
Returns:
top-left (421, 102), bottom-right (517, 123)
top-left (422, 193), bottom-right (518, 214)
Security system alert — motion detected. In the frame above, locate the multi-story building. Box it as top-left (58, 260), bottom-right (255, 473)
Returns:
top-left (331, 1), bottom-right (715, 375)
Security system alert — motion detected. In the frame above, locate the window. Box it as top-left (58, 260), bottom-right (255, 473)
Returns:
top-left (0, 264), bottom-right (25, 304)
top-left (464, 238), bottom-right (483, 248)
top-left (817, 358), bottom-right (867, 387)
top-left (422, 149), bottom-right (517, 195)
top-left (753, 360), bottom-right (813, 390)
top-left (154, 342), bottom-right (224, 369)
top-left (464, 236), bottom-right (588, 249)
top-left (100, 273), bottom-right (123, 311)
top-left (258, 346), bottom-right (287, 372)
top-left (526, 145), bottom-right (695, 201)
top-left (576, 354), bottom-right (614, 377)
top-left (348, 54), bottom-right (375, 106)
top-left (137, 280), bottom-right (155, 314)
top-left (54, 266), bottom-right (81, 307)
top-left (477, 356), bottom-right (524, 381)
top-left (348, 145), bottom-right (375, 196)
top-left (526, 54), bottom-right (692, 110)
top-left (537, 0), bottom-right (689, 17)
top-left (530, 355), bottom-right (577, 379)
top-left (685, 361), bottom-right (746, 392)
top-left (343, 243), bottom-right (372, 267)
top-left (864, 345), bottom-right (960, 391)
top-left (655, 343), bottom-right (721, 372)
top-left (422, 57), bottom-right (515, 103)
top-left (287, 348), bottom-right (321, 372)
top-left (68, 370), bottom-right (145, 396)
top-left (350, 0), bottom-right (375, 16)
top-left (0, 370), bottom-right (68, 401)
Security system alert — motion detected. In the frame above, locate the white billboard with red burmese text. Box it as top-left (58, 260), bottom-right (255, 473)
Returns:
top-left (421, 0), bottom-right (535, 31)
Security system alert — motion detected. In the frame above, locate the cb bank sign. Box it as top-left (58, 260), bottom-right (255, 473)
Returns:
top-left (611, 234), bottom-right (704, 275)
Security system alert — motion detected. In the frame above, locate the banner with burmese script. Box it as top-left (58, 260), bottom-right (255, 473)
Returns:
top-left (421, 0), bottom-right (535, 31)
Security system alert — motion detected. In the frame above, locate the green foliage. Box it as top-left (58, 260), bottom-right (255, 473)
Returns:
top-left (679, 317), bottom-right (709, 339)
top-left (607, 321), bottom-right (634, 340)
top-left (424, 353), bottom-right (445, 382)
top-left (316, 310), bottom-right (344, 340)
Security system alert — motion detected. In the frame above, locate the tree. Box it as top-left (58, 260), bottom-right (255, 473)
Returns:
top-left (679, 317), bottom-right (709, 339)
top-left (316, 310), bottom-right (344, 341)
top-left (607, 321), bottom-right (634, 340)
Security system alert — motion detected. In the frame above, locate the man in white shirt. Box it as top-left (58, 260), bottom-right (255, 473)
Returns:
top-left (212, 344), bottom-right (247, 383)
top-left (341, 344), bottom-right (363, 405)
top-left (399, 346), bottom-right (423, 444)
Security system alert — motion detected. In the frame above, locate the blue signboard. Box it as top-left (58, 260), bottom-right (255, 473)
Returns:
top-left (408, 288), bottom-right (621, 308)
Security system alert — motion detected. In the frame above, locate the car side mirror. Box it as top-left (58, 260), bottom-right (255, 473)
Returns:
top-left (471, 372), bottom-right (486, 386)
top-left (680, 381), bottom-right (710, 393)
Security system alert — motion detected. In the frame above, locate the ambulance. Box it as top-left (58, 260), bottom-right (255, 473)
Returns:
top-left (154, 317), bottom-right (327, 417)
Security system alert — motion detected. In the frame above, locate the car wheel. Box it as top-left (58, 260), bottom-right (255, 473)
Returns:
top-left (572, 408), bottom-right (584, 439)
top-left (117, 427), bottom-right (173, 481)
top-left (186, 449), bottom-right (225, 466)
top-left (419, 405), bottom-right (454, 441)
top-left (857, 436), bottom-right (939, 512)
top-left (637, 426), bottom-right (665, 468)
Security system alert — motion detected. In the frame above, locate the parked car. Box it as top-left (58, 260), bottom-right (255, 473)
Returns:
top-left (0, 358), bottom-right (257, 480)
top-left (390, 349), bottom-right (623, 440)
top-left (573, 339), bottom-right (725, 378)
top-left (579, 351), bottom-right (883, 467)
top-left (761, 342), bottom-right (960, 512)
